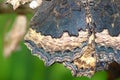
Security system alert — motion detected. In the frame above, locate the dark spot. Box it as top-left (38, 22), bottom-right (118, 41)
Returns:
top-left (91, 53), bottom-right (94, 57)
top-left (46, 0), bottom-right (51, 1)
top-left (80, 67), bottom-right (84, 70)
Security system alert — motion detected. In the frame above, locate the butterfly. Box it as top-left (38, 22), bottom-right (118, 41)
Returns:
top-left (24, 0), bottom-right (120, 77)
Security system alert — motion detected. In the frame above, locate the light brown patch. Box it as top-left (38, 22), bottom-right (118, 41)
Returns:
top-left (73, 33), bottom-right (96, 76)
top-left (24, 28), bottom-right (88, 52)
top-left (73, 44), bottom-right (96, 76)
top-left (96, 30), bottom-right (120, 50)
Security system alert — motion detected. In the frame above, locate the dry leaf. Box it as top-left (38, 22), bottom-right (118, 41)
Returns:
top-left (4, 15), bottom-right (27, 57)
top-left (6, 0), bottom-right (31, 10)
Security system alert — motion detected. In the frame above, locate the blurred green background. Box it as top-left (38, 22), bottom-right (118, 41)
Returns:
top-left (0, 0), bottom-right (119, 80)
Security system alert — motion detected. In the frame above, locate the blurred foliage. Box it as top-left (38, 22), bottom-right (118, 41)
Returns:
top-left (0, 0), bottom-right (119, 80)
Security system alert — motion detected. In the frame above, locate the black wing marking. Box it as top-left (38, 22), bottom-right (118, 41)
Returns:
top-left (30, 0), bottom-right (86, 38)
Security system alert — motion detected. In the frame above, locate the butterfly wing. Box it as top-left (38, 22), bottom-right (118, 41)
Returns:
top-left (92, 0), bottom-right (120, 36)
top-left (24, 0), bottom-right (88, 66)
top-left (24, 0), bottom-right (120, 77)
top-left (30, 0), bottom-right (86, 38)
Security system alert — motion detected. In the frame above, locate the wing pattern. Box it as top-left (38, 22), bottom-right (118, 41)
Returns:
top-left (24, 0), bottom-right (120, 77)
